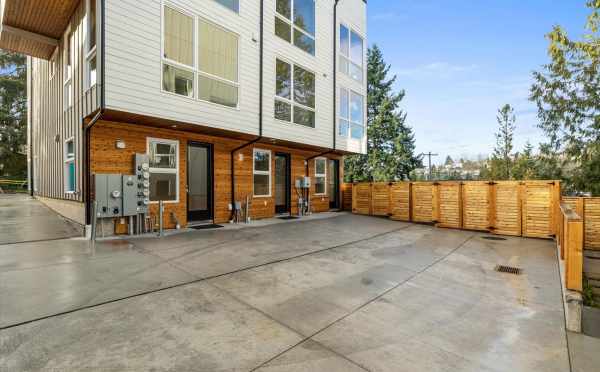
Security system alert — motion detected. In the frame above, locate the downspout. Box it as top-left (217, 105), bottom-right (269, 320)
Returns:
top-left (83, 0), bottom-right (106, 225)
top-left (230, 0), bottom-right (264, 214)
top-left (333, 0), bottom-right (340, 150)
top-left (27, 57), bottom-right (34, 196)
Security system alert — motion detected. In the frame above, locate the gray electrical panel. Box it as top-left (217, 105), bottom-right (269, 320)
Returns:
top-left (94, 174), bottom-right (123, 218)
top-left (133, 153), bottom-right (150, 215)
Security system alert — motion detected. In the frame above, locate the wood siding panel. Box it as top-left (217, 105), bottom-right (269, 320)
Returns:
top-left (90, 121), bottom-right (340, 229)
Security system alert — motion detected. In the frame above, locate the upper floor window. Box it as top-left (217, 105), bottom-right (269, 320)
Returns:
top-left (63, 32), bottom-right (73, 109)
top-left (275, 0), bottom-right (315, 55)
top-left (162, 5), bottom-right (239, 108)
top-left (214, 0), bottom-right (239, 13)
top-left (339, 25), bottom-right (363, 83)
top-left (339, 87), bottom-right (364, 140)
top-left (86, 0), bottom-right (97, 89)
top-left (274, 58), bottom-right (315, 128)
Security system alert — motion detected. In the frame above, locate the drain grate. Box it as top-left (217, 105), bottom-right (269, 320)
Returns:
top-left (482, 236), bottom-right (507, 241)
top-left (495, 265), bottom-right (522, 275)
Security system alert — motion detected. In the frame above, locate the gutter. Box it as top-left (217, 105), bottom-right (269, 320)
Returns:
top-left (83, 0), bottom-right (106, 225)
top-left (230, 0), bottom-right (264, 215)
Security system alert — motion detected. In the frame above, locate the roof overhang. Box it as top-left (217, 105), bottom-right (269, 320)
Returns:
top-left (0, 0), bottom-right (80, 59)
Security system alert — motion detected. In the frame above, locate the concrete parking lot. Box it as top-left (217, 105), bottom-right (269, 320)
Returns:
top-left (0, 195), bottom-right (595, 371)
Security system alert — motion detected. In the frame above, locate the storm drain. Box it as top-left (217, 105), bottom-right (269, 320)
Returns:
top-left (482, 236), bottom-right (507, 241)
top-left (495, 265), bottom-right (522, 275)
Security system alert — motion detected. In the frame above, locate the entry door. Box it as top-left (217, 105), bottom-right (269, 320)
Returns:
top-left (275, 153), bottom-right (291, 214)
top-left (328, 159), bottom-right (340, 209)
top-left (187, 142), bottom-right (213, 222)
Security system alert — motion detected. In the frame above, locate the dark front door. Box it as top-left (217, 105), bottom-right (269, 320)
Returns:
top-left (275, 153), bottom-right (291, 214)
top-left (328, 159), bottom-right (340, 209)
top-left (187, 142), bottom-right (213, 223)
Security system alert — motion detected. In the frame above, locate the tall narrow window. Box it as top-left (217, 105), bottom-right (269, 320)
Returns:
top-left (162, 6), bottom-right (194, 97)
top-left (339, 25), bottom-right (364, 83)
top-left (314, 158), bottom-right (326, 195)
top-left (275, 0), bottom-right (315, 55)
top-left (253, 149), bottom-right (271, 197)
top-left (339, 87), bottom-right (365, 140)
top-left (213, 0), bottom-right (239, 13)
top-left (198, 19), bottom-right (239, 108)
top-left (63, 33), bottom-right (73, 109)
top-left (86, 0), bottom-right (97, 88)
top-left (64, 139), bottom-right (76, 193)
top-left (49, 50), bottom-right (57, 80)
top-left (274, 59), bottom-right (315, 128)
top-left (148, 138), bottom-right (179, 202)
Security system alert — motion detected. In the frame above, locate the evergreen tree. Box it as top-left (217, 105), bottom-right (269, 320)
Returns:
top-left (345, 45), bottom-right (421, 182)
top-left (444, 155), bottom-right (454, 167)
top-left (512, 141), bottom-right (536, 180)
top-left (490, 104), bottom-right (516, 179)
top-left (0, 51), bottom-right (27, 178)
top-left (530, 0), bottom-right (600, 195)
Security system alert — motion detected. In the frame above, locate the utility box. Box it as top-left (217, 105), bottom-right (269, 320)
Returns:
top-left (133, 153), bottom-right (150, 215)
top-left (94, 174), bottom-right (123, 218)
top-left (295, 176), bottom-right (311, 189)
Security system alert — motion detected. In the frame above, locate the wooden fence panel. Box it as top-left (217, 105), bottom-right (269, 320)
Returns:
top-left (523, 182), bottom-right (555, 238)
top-left (493, 181), bottom-right (522, 236)
top-left (437, 182), bottom-right (461, 229)
top-left (341, 183), bottom-right (353, 211)
top-left (371, 183), bottom-right (391, 216)
top-left (411, 183), bottom-right (434, 223)
top-left (462, 182), bottom-right (490, 231)
top-left (390, 182), bottom-right (411, 221)
top-left (352, 183), bottom-right (371, 215)
top-left (585, 199), bottom-right (600, 250)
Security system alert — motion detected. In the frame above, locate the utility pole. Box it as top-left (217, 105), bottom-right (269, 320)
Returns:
top-left (419, 152), bottom-right (439, 180)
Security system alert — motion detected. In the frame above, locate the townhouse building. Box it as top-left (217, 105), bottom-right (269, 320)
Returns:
top-left (1, 0), bottom-right (367, 230)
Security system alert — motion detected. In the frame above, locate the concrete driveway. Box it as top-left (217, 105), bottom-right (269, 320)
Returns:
top-left (0, 195), bottom-right (81, 245)
top-left (0, 212), bottom-right (575, 371)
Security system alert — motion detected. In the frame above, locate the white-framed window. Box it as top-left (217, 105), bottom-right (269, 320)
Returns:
top-left (147, 138), bottom-right (179, 203)
top-left (253, 149), bottom-right (271, 197)
top-left (339, 87), bottom-right (365, 140)
top-left (63, 32), bottom-right (73, 110)
top-left (64, 138), bottom-right (76, 193)
top-left (339, 24), bottom-right (364, 83)
top-left (161, 5), bottom-right (239, 108)
top-left (275, 0), bottom-right (315, 55)
top-left (49, 49), bottom-right (57, 80)
top-left (86, 0), bottom-right (98, 89)
top-left (314, 158), bottom-right (326, 195)
top-left (274, 58), bottom-right (315, 128)
top-left (213, 0), bottom-right (239, 13)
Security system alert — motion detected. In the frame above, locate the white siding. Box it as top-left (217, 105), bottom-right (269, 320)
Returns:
top-left (104, 0), bottom-right (260, 135)
top-left (104, 0), bottom-right (367, 154)
top-left (335, 0), bottom-right (367, 154)
top-left (261, 0), bottom-right (334, 149)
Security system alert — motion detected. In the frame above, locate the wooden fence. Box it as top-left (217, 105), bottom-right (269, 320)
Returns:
top-left (558, 203), bottom-right (584, 291)
top-left (348, 181), bottom-right (561, 238)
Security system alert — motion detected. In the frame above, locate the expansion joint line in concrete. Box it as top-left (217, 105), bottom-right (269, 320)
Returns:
top-left (249, 234), bottom-right (476, 372)
top-left (0, 225), bottom-right (412, 331)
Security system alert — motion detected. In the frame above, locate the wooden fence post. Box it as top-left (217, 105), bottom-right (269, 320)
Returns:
top-left (566, 217), bottom-right (584, 292)
top-left (432, 182), bottom-right (440, 223)
top-left (488, 182), bottom-right (497, 232)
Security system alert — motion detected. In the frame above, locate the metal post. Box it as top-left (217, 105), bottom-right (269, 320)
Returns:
top-left (91, 200), bottom-right (98, 241)
top-left (158, 201), bottom-right (164, 237)
top-left (128, 215), bottom-right (134, 235)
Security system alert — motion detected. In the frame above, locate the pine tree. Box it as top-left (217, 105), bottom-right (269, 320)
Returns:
top-left (513, 141), bottom-right (536, 180)
top-left (0, 51), bottom-right (27, 178)
top-left (490, 104), bottom-right (516, 180)
top-left (444, 156), bottom-right (454, 166)
top-left (344, 45), bottom-right (421, 182)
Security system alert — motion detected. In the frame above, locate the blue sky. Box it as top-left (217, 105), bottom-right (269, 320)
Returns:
top-left (367, 0), bottom-right (590, 164)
